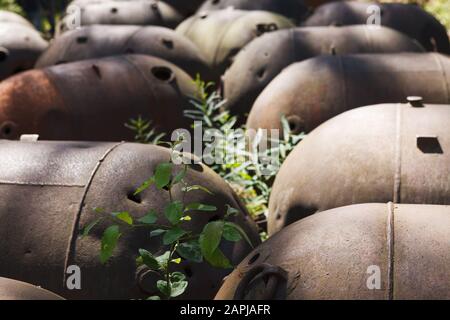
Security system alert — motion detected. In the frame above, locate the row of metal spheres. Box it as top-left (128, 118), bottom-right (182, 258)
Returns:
top-left (0, 0), bottom-right (449, 300)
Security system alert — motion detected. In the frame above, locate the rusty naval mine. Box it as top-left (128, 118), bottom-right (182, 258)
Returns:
top-left (0, 140), bottom-right (260, 299)
top-left (268, 102), bottom-right (450, 234)
top-left (36, 25), bottom-right (213, 81)
top-left (223, 25), bottom-right (425, 116)
top-left (216, 203), bottom-right (450, 300)
top-left (304, 1), bottom-right (450, 54)
top-left (0, 11), bottom-right (48, 81)
top-left (197, 0), bottom-right (309, 24)
top-left (176, 8), bottom-right (295, 78)
top-left (246, 53), bottom-right (450, 135)
top-left (0, 54), bottom-right (196, 141)
top-left (0, 277), bottom-right (64, 300)
top-left (58, 0), bottom-right (183, 35)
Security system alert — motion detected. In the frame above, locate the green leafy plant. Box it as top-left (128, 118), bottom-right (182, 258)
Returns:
top-left (125, 116), bottom-right (166, 145)
top-left (83, 150), bottom-right (252, 300)
top-left (0, 0), bottom-right (24, 15)
top-left (126, 75), bottom-right (305, 233)
top-left (184, 75), bottom-right (305, 222)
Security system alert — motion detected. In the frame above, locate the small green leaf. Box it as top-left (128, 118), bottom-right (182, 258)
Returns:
top-left (225, 222), bottom-right (254, 248)
top-left (134, 177), bottom-right (154, 195)
top-left (157, 280), bottom-right (171, 297)
top-left (225, 204), bottom-right (239, 217)
top-left (100, 225), bottom-right (121, 264)
top-left (177, 240), bottom-right (203, 263)
top-left (199, 221), bottom-right (224, 257)
top-left (156, 251), bottom-right (171, 270)
top-left (183, 185), bottom-right (213, 195)
top-left (154, 162), bottom-right (173, 189)
top-left (81, 218), bottom-right (102, 237)
top-left (204, 248), bottom-right (233, 269)
top-left (172, 166), bottom-right (187, 185)
top-left (147, 296), bottom-right (161, 300)
top-left (112, 211), bottom-right (133, 225)
top-left (170, 272), bottom-right (186, 282)
top-left (138, 209), bottom-right (158, 224)
top-left (185, 202), bottom-right (217, 212)
top-left (138, 249), bottom-right (160, 270)
top-left (163, 227), bottom-right (187, 245)
top-left (150, 229), bottom-right (166, 238)
top-left (93, 207), bottom-right (105, 214)
top-left (164, 201), bottom-right (183, 225)
top-left (223, 223), bottom-right (242, 242)
top-left (170, 280), bottom-right (188, 298)
top-left (171, 258), bottom-right (182, 264)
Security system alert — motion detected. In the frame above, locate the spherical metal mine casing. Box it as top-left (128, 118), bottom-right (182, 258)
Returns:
top-left (0, 141), bottom-right (260, 299)
top-left (0, 10), bottom-right (34, 28)
top-left (59, 0), bottom-right (183, 34)
top-left (68, 0), bottom-right (204, 17)
top-left (35, 25), bottom-right (213, 81)
top-left (197, 0), bottom-right (308, 24)
top-left (303, 1), bottom-right (450, 54)
top-left (224, 25), bottom-right (424, 116)
top-left (0, 22), bottom-right (48, 81)
top-left (0, 278), bottom-right (64, 300)
top-left (268, 103), bottom-right (450, 234)
top-left (246, 53), bottom-right (450, 135)
top-left (0, 54), bottom-right (195, 141)
top-left (176, 9), bottom-right (295, 79)
top-left (216, 203), bottom-right (450, 300)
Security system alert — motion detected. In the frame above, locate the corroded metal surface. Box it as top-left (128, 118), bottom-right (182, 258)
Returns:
top-left (268, 102), bottom-right (450, 234)
top-left (0, 141), bottom-right (260, 299)
top-left (176, 9), bottom-right (295, 78)
top-left (0, 277), bottom-right (64, 300)
top-left (59, 0), bottom-right (183, 34)
top-left (0, 22), bottom-right (48, 80)
top-left (0, 54), bottom-right (195, 141)
top-left (246, 53), bottom-right (450, 134)
top-left (216, 203), bottom-right (450, 300)
top-left (197, 0), bottom-right (309, 23)
top-left (304, 1), bottom-right (450, 54)
top-left (224, 25), bottom-right (424, 116)
top-left (36, 25), bottom-right (213, 81)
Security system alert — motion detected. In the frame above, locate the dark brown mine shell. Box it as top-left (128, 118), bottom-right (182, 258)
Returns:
top-left (0, 54), bottom-right (196, 141)
top-left (0, 277), bottom-right (64, 300)
top-left (246, 53), bottom-right (450, 135)
top-left (216, 203), bottom-right (450, 300)
top-left (0, 141), bottom-right (260, 299)
top-left (224, 25), bottom-right (424, 116)
top-left (268, 102), bottom-right (450, 234)
top-left (304, 1), bottom-right (450, 54)
top-left (176, 9), bottom-right (295, 79)
top-left (0, 22), bottom-right (48, 80)
top-left (36, 25), bottom-right (213, 82)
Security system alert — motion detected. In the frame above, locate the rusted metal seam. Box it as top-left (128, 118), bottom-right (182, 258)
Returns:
top-left (212, 13), bottom-right (247, 67)
top-left (393, 103), bottom-right (402, 203)
top-left (63, 141), bottom-right (125, 284)
top-left (386, 202), bottom-right (395, 300)
top-left (432, 53), bottom-right (450, 103)
top-left (121, 26), bottom-right (143, 52)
